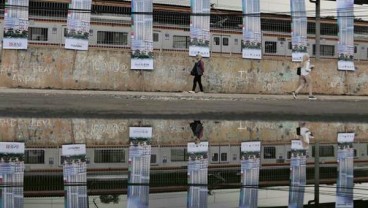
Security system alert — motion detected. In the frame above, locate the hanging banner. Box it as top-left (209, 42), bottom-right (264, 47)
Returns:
top-left (65, 0), bottom-right (92, 50)
top-left (337, 0), bottom-right (355, 71)
top-left (131, 0), bottom-right (154, 70)
top-left (0, 142), bottom-right (25, 208)
top-left (62, 144), bottom-right (88, 208)
top-left (189, 0), bottom-right (210, 58)
top-left (239, 141), bottom-right (261, 208)
top-left (242, 0), bottom-right (262, 59)
top-left (3, 0), bottom-right (29, 49)
top-left (336, 133), bottom-right (354, 208)
top-left (290, 0), bottom-right (307, 62)
top-left (187, 141), bottom-right (208, 208)
top-left (288, 140), bottom-right (307, 208)
top-left (127, 127), bottom-right (153, 208)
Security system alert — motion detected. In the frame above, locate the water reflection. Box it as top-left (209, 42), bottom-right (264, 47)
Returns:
top-left (0, 118), bottom-right (367, 207)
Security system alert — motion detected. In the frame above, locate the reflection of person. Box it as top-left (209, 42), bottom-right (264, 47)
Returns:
top-left (190, 120), bottom-right (204, 140)
top-left (299, 122), bottom-right (314, 149)
top-left (189, 54), bottom-right (204, 93)
top-left (292, 54), bottom-right (317, 100)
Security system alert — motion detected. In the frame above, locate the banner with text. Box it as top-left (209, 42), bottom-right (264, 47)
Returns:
top-left (242, 0), bottom-right (261, 59)
top-left (290, 0), bottom-right (307, 62)
top-left (336, 133), bottom-right (354, 208)
top-left (189, 0), bottom-right (210, 57)
top-left (65, 0), bottom-right (92, 50)
top-left (62, 144), bottom-right (88, 208)
top-left (131, 0), bottom-right (154, 70)
top-left (239, 141), bottom-right (261, 208)
top-left (3, 0), bottom-right (29, 49)
top-left (187, 141), bottom-right (208, 208)
top-left (127, 127), bottom-right (153, 208)
top-left (288, 140), bottom-right (307, 208)
top-left (0, 142), bottom-right (25, 208)
top-left (337, 0), bottom-right (355, 71)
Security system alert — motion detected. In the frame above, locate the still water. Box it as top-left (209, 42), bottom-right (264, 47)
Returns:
top-left (0, 118), bottom-right (368, 208)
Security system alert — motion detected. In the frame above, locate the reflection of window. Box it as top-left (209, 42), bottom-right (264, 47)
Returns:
top-left (97, 31), bottom-right (128, 45)
top-left (28, 27), bottom-right (48, 41)
top-left (223, 37), bottom-right (229, 46)
top-left (264, 147), bottom-right (276, 159)
top-left (221, 153), bottom-right (227, 161)
top-left (354, 46), bottom-right (357, 53)
top-left (171, 149), bottom-right (188, 162)
top-left (234, 39), bottom-right (238, 45)
top-left (94, 149), bottom-right (125, 163)
top-left (153, 33), bottom-right (159, 42)
top-left (25, 150), bottom-right (45, 164)
top-left (214, 37), bottom-right (220, 45)
top-left (151, 154), bottom-right (157, 163)
top-left (173, 35), bottom-right (190, 49)
top-left (212, 153), bottom-right (218, 161)
top-left (312, 45), bottom-right (335, 56)
top-left (265, 41), bottom-right (277, 53)
top-left (312, 146), bottom-right (334, 157)
top-left (288, 42), bottom-right (292, 50)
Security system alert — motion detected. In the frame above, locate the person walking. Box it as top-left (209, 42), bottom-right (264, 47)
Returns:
top-left (189, 54), bottom-right (204, 93)
top-left (292, 54), bottom-right (317, 100)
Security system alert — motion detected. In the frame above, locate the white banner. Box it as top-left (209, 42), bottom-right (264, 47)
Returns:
top-left (65, 0), bottom-right (92, 50)
top-left (291, 140), bottom-right (304, 150)
top-left (241, 141), bottom-right (261, 152)
top-left (129, 127), bottom-right (153, 138)
top-left (62, 144), bottom-right (86, 156)
top-left (3, 0), bottom-right (29, 49)
top-left (131, 0), bottom-right (154, 70)
top-left (242, 0), bottom-right (262, 59)
top-left (187, 141), bottom-right (209, 153)
top-left (290, 0), bottom-right (308, 62)
top-left (189, 0), bottom-right (210, 58)
top-left (337, 0), bottom-right (355, 71)
top-left (337, 133), bottom-right (355, 143)
top-left (0, 142), bottom-right (25, 154)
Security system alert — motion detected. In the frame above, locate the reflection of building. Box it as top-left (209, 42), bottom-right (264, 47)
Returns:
top-left (63, 160), bottom-right (88, 208)
top-left (0, 159), bottom-right (24, 208)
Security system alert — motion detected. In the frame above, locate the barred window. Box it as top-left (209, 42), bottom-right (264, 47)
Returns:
top-left (94, 149), bottom-right (125, 163)
top-left (221, 152), bottom-right (227, 161)
top-left (265, 41), bottom-right (277, 54)
top-left (25, 150), bottom-right (45, 164)
top-left (313, 44), bottom-right (335, 56)
top-left (28, 27), bottom-right (48, 41)
top-left (173, 35), bottom-right (190, 49)
top-left (153, 33), bottom-right (159, 42)
top-left (171, 149), bottom-right (188, 162)
top-left (264, 147), bottom-right (276, 159)
top-left (97, 31), bottom-right (128, 45)
top-left (312, 145), bottom-right (334, 157)
top-left (223, 37), bottom-right (229, 46)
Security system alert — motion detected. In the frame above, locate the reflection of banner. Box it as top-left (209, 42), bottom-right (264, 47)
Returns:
top-left (65, 0), bottom-right (92, 50)
top-left (290, 0), bottom-right (307, 62)
top-left (3, 0), bottom-right (29, 49)
top-left (187, 141), bottom-right (208, 208)
top-left (189, 0), bottom-right (210, 57)
top-left (127, 127), bottom-right (152, 208)
top-left (239, 141), bottom-right (261, 208)
top-left (131, 0), bottom-right (154, 70)
top-left (288, 140), bottom-right (306, 208)
top-left (337, 0), bottom-right (355, 71)
top-left (336, 133), bottom-right (354, 208)
top-left (242, 0), bottom-right (261, 59)
top-left (62, 144), bottom-right (88, 208)
top-left (0, 142), bottom-right (25, 208)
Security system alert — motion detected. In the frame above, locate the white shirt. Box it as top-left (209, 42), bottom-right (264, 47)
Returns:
top-left (301, 60), bottom-right (312, 76)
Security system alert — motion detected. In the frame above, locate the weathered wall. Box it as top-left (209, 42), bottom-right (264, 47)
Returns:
top-left (0, 118), bottom-right (367, 146)
top-left (1, 47), bottom-right (367, 95)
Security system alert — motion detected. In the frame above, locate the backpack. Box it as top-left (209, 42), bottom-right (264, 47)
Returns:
top-left (297, 67), bottom-right (301, 76)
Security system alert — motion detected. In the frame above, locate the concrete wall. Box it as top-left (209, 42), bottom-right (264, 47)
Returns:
top-left (1, 47), bottom-right (368, 95)
top-left (0, 118), bottom-right (367, 146)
